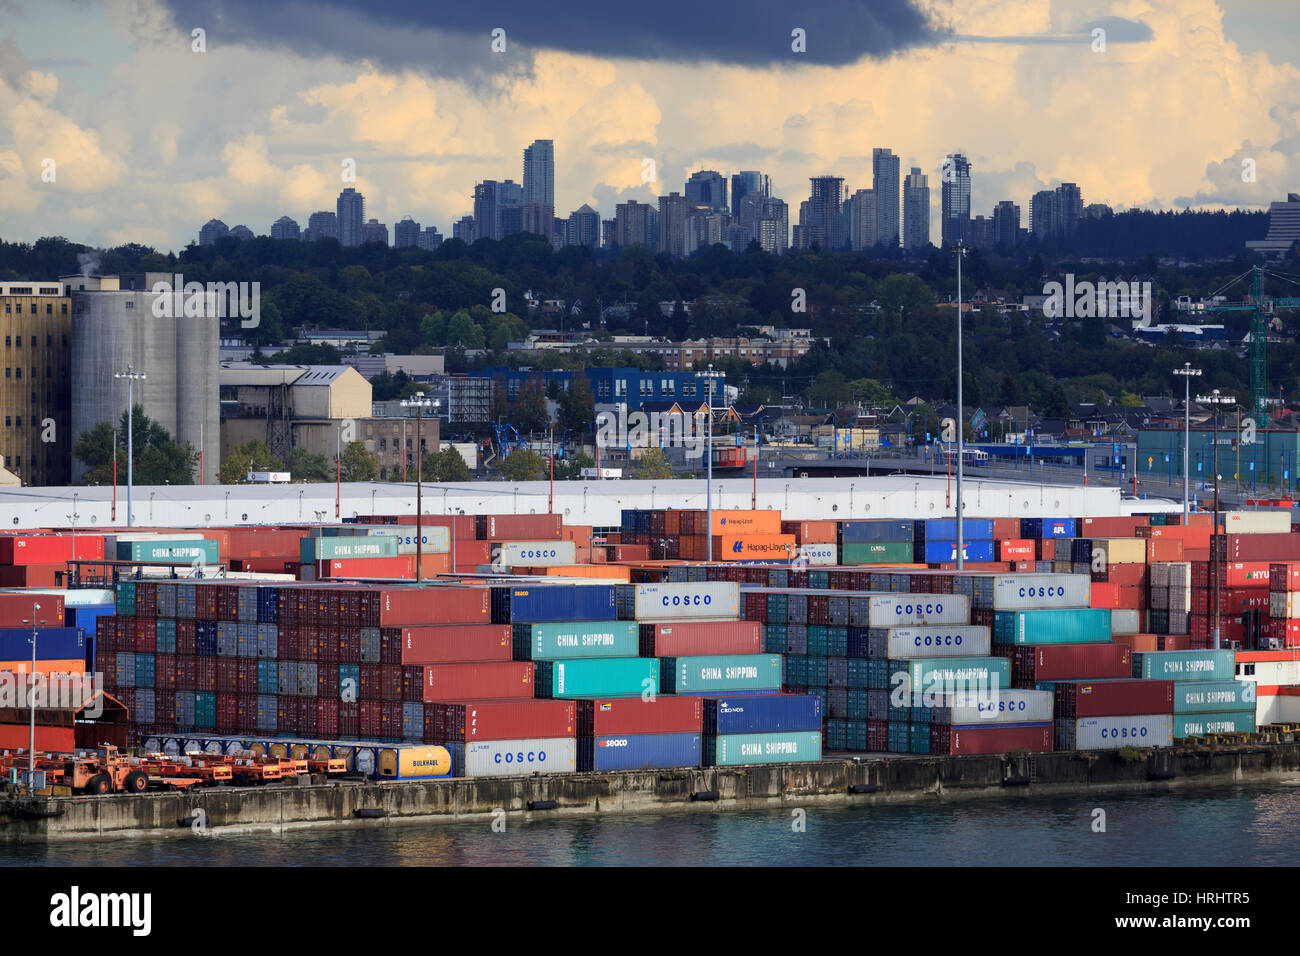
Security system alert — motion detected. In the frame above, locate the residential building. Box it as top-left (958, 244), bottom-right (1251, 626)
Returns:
top-left (417, 226), bottom-right (443, 251)
top-left (521, 201), bottom-right (554, 241)
top-left (615, 200), bottom-right (654, 248)
top-left (452, 215), bottom-right (476, 243)
top-left (1247, 193), bottom-right (1300, 258)
top-left (229, 225), bottom-right (254, 241)
top-left (804, 176), bottom-right (845, 251)
top-left (1030, 190), bottom-right (1054, 239)
top-left (601, 219), bottom-right (616, 249)
top-left (992, 200), bottom-right (1020, 249)
top-left (566, 204), bottom-right (600, 247)
top-left (305, 211), bottom-right (338, 243)
top-left (756, 198), bottom-right (789, 255)
top-left (730, 171), bottom-right (769, 215)
top-left (685, 170), bottom-right (728, 212)
top-left (941, 153), bottom-right (971, 246)
top-left (968, 215), bottom-right (994, 251)
top-left (872, 148), bottom-right (901, 247)
top-left (658, 192), bottom-right (690, 258)
top-left (846, 188), bottom-right (877, 251)
top-left (199, 219), bottom-right (228, 246)
top-left (494, 179), bottom-right (523, 239)
top-left (393, 217), bottom-right (421, 248)
top-left (270, 216), bottom-right (301, 240)
top-left (523, 139), bottom-right (555, 206)
top-left (903, 167), bottom-right (930, 250)
top-left (360, 218), bottom-right (389, 245)
top-left (337, 187), bottom-right (365, 247)
top-left (1055, 182), bottom-right (1083, 237)
top-left (0, 280), bottom-right (71, 485)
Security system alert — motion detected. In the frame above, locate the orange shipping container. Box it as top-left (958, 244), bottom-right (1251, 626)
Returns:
top-left (1148, 525), bottom-right (1211, 549)
top-left (0, 660), bottom-right (85, 674)
top-left (781, 521), bottom-right (838, 544)
top-left (998, 539), bottom-right (1036, 560)
top-left (547, 565), bottom-right (631, 581)
top-left (563, 525), bottom-right (594, 543)
top-left (1225, 562), bottom-right (1271, 587)
top-left (1146, 537), bottom-right (1184, 562)
top-left (712, 534), bottom-right (797, 561)
top-left (1111, 633), bottom-right (1161, 653)
top-left (711, 510), bottom-right (782, 536)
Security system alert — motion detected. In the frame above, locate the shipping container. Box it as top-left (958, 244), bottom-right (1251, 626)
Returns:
top-left (1223, 511), bottom-right (1291, 534)
top-left (437, 699), bottom-right (577, 741)
top-left (705, 731), bottom-right (822, 766)
top-left (1006, 643), bottom-right (1131, 683)
top-left (839, 520), bottom-right (915, 543)
top-left (924, 519), bottom-right (995, 540)
top-left (512, 621), bottom-right (639, 660)
top-left (493, 585), bottom-right (616, 623)
top-left (702, 694), bottom-right (822, 734)
top-left (535, 658), bottom-right (659, 699)
top-left (0, 627), bottom-right (84, 662)
top-left (577, 732), bottom-right (701, 771)
top-left (882, 626), bottom-right (991, 658)
top-left (1173, 680), bottom-right (1254, 713)
top-left (992, 608), bottom-right (1113, 645)
top-left (954, 573), bottom-right (1092, 610)
top-left (0, 534), bottom-right (105, 565)
top-left (841, 542), bottom-right (914, 565)
top-left (397, 624), bottom-right (512, 663)
top-left (575, 696), bottom-right (702, 737)
top-left (895, 657), bottom-right (1012, 698)
top-left (301, 536), bottom-right (399, 562)
top-left (859, 593), bottom-right (970, 627)
top-left (627, 582), bottom-right (740, 621)
top-left (661, 654), bottom-right (783, 694)
top-left (1056, 713), bottom-right (1173, 750)
top-left (930, 689), bottom-right (1053, 725)
top-left (933, 723), bottom-right (1053, 755)
top-left (1131, 650), bottom-right (1236, 681)
top-left (1054, 679), bottom-right (1174, 718)
top-left (924, 540), bottom-right (996, 563)
top-left (1173, 711), bottom-right (1256, 737)
top-left (639, 621), bottom-right (762, 657)
top-left (453, 736), bottom-right (575, 776)
top-left (476, 514), bottom-right (563, 541)
top-left (117, 539), bottom-right (219, 564)
top-left (416, 661), bottom-right (535, 701)
top-left (494, 541), bottom-right (577, 567)
top-left (375, 744), bottom-right (453, 780)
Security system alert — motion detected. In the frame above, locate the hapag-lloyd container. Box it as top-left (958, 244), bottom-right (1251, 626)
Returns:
top-left (705, 731), bottom-right (822, 766)
top-left (398, 624), bottom-right (512, 663)
top-left (992, 608), bottom-right (1113, 645)
top-left (578, 732), bottom-right (701, 772)
top-left (1131, 650), bottom-right (1236, 681)
top-left (865, 593), bottom-right (970, 627)
top-left (1173, 680), bottom-right (1255, 713)
top-left (702, 695), bottom-right (822, 734)
top-left (494, 585), bottom-right (617, 623)
top-left (931, 689), bottom-right (1054, 724)
top-left (884, 626), bottom-right (991, 658)
top-left (575, 696), bottom-right (703, 736)
top-left (661, 654), bottom-right (783, 693)
top-left (638, 621), bottom-right (762, 657)
top-left (495, 541), bottom-right (577, 567)
top-left (1056, 713), bottom-right (1173, 750)
top-left (627, 582), bottom-right (740, 621)
top-left (512, 621), bottom-right (639, 660)
top-left (534, 658), bottom-right (659, 698)
top-left (1053, 679), bottom-right (1174, 718)
top-left (437, 699), bottom-right (577, 741)
top-left (453, 737), bottom-right (576, 777)
top-left (1173, 711), bottom-right (1256, 737)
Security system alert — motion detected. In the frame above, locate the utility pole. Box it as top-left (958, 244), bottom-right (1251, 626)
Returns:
top-left (401, 392), bottom-right (437, 582)
top-left (113, 365), bottom-right (145, 527)
top-left (701, 365), bottom-right (727, 561)
top-left (1173, 362), bottom-right (1202, 521)
top-left (23, 602), bottom-right (44, 793)
top-left (954, 241), bottom-right (969, 570)
top-left (1198, 388), bottom-right (1235, 650)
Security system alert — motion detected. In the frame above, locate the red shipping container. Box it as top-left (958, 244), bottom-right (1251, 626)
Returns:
top-left (216, 693), bottom-right (238, 733)
top-left (155, 653), bottom-right (177, 690)
top-left (216, 659), bottom-right (238, 693)
top-left (1112, 633), bottom-right (1161, 653)
top-left (638, 621), bottom-right (763, 656)
top-left (1003, 643), bottom-right (1131, 683)
top-left (781, 521), bottom-right (838, 544)
top-left (0, 533), bottom-right (105, 565)
top-left (416, 661), bottom-right (534, 701)
top-left (380, 664), bottom-right (403, 701)
top-left (175, 620), bottom-right (196, 656)
top-left (338, 628), bottom-right (358, 663)
top-left (437, 698), bottom-right (578, 741)
top-left (317, 699), bottom-right (339, 738)
top-left (1038, 539), bottom-right (1056, 561)
top-left (274, 696), bottom-right (297, 734)
top-left (381, 700), bottom-right (403, 737)
top-left (317, 662), bottom-right (339, 699)
top-left (236, 693), bottom-right (256, 733)
top-left (372, 586), bottom-right (490, 626)
top-left (933, 724), bottom-right (1053, 755)
top-left (608, 545), bottom-right (650, 562)
top-left (397, 624), bottom-right (512, 663)
top-left (1054, 679), bottom-right (1174, 717)
top-left (226, 528), bottom-right (307, 561)
top-left (1081, 516), bottom-right (1147, 537)
top-left (134, 618), bottom-right (156, 653)
top-left (296, 697), bottom-right (316, 737)
top-left (360, 699), bottom-right (382, 737)
top-left (1224, 562), bottom-right (1271, 587)
top-left (195, 657), bottom-right (216, 693)
top-left (1148, 526), bottom-right (1211, 549)
top-left (998, 539), bottom-right (1036, 560)
top-left (452, 539), bottom-right (492, 570)
top-left (1101, 563), bottom-right (1148, 587)
top-left (237, 660), bottom-right (258, 695)
top-left (576, 696), bottom-right (703, 736)
top-left (339, 700), bottom-right (359, 738)
top-left (992, 518), bottom-right (1020, 540)
top-left (357, 662), bottom-right (380, 700)
top-left (319, 555), bottom-right (415, 579)
top-left (1271, 563), bottom-right (1300, 591)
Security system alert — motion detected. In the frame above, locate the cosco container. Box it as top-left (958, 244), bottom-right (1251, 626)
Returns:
top-left (1173, 680), bottom-right (1255, 713)
top-left (1056, 713), bottom-right (1173, 750)
top-left (955, 573), bottom-right (1091, 610)
top-left (883, 626), bottom-right (990, 658)
top-left (791, 542), bottom-right (838, 565)
top-left (534, 658), bottom-right (659, 699)
top-left (861, 593), bottom-right (970, 627)
top-left (625, 582), bottom-right (740, 621)
top-left (930, 689), bottom-right (1054, 725)
top-left (705, 731), bottom-right (822, 766)
top-left (993, 608), bottom-right (1112, 644)
top-left (1131, 650), bottom-right (1236, 681)
top-left (702, 694), bottom-right (822, 734)
top-left (577, 732), bottom-right (701, 772)
top-left (367, 527), bottom-right (452, 554)
top-left (492, 585), bottom-right (616, 623)
top-left (494, 541), bottom-right (577, 567)
top-left (661, 654), bottom-right (783, 694)
top-left (1173, 711), bottom-right (1256, 737)
top-left (512, 621), bottom-right (639, 660)
top-left (453, 737), bottom-right (576, 777)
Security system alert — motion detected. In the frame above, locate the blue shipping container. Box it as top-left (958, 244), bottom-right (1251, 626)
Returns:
top-left (923, 540), bottom-right (996, 563)
top-left (703, 694), bottom-right (823, 734)
top-left (0, 627), bottom-right (84, 661)
top-left (577, 732), bottom-right (701, 771)
top-left (498, 585), bottom-right (617, 623)
top-left (839, 520), bottom-right (915, 543)
top-left (65, 606), bottom-right (115, 640)
top-left (924, 519), bottom-right (995, 541)
top-left (1021, 517), bottom-right (1076, 538)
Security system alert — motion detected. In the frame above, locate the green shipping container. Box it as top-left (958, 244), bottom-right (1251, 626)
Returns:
top-left (535, 658), bottom-right (658, 699)
top-left (661, 654), bottom-right (783, 694)
top-left (1132, 650), bottom-right (1236, 681)
top-left (512, 621), bottom-right (639, 660)
top-left (115, 581), bottom-right (136, 614)
top-left (992, 608), bottom-right (1112, 644)
top-left (841, 542), bottom-right (913, 565)
top-left (1173, 680), bottom-right (1255, 714)
top-left (708, 731), bottom-right (822, 766)
top-left (116, 539), bottom-right (219, 565)
top-left (299, 536), bottom-right (399, 562)
top-left (896, 657), bottom-right (1011, 697)
top-left (1174, 711), bottom-right (1256, 738)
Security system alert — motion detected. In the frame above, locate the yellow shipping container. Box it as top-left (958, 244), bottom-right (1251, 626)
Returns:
top-left (379, 744), bottom-right (453, 780)
top-left (1096, 538), bottom-right (1147, 565)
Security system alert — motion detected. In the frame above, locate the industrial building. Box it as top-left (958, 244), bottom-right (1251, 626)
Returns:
top-left (65, 273), bottom-right (219, 484)
top-left (0, 280), bottom-right (72, 486)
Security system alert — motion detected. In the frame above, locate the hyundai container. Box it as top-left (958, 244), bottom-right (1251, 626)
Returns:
top-left (577, 732), bottom-right (701, 771)
top-left (453, 737), bottom-right (576, 776)
top-left (705, 731), bottom-right (822, 766)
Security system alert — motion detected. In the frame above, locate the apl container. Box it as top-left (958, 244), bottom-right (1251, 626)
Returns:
top-left (1131, 650), bottom-right (1236, 681)
top-left (883, 626), bottom-right (991, 658)
top-left (661, 654), bottom-right (783, 694)
top-left (993, 608), bottom-right (1112, 644)
top-left (512, 621), bottom-right (639, 660)
top-left (702, 695), bottom-right (823, 734)
top-left (1174, 711), bottom-right (1257, 737)
top-left (578, 732), bottom-right (701, 771)
top-left (923, 540), bottom-right (995, 563)
top-left (534, 658), bottom-right (659, 699)
top-left (1173, 680), bottom-right (1255, 713)
top-left (454, 737), bottom-right (576, 777)
top-left (1057, 713), bottom-right (1173, 750)
top-left (626, 582), bottom-right (740, 621)
top-left (705, 731), bottom-right (822, 766)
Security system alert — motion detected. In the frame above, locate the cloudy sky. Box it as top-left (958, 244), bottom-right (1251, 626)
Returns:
top-left (0, 0), bottom-right (1296, 251)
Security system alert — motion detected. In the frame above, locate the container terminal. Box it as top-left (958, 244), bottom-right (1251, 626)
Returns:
top-left (3, 476), bottom-right (1300, 840)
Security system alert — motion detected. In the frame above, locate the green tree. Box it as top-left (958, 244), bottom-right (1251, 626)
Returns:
top-left (630, 447), bottom-right (675, 479)
top-left (512, 378), bottom-right (551, 433)
top-left (554, 452), bottom-right (595, 480)
top-left (808, 370), bottom-right (851, 409)
top-left (75, 405), bottom-right (198, 486)
top-left (339, 441), bottom-right (379, 481)
top-left (445, 309), bottom-right (486, 349)
top-left (420, 446), bottom-right (471, 481)
top-left (558, 373), bottom-right (595, 435)
top-left (219, 439), bottom-right (283, 484)
top-left (498, 449), bottom-right (546, 481)
top-left (288, 447), bottom-right (333, 482)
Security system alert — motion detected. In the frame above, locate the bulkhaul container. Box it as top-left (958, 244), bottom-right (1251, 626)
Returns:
top-left (884, 626), bottom-right (991, 658)
top-left (577, 732), bottom-right (701, 772)
top-left (703, 695), bottom-right (823, 734)
top-left (983, 573), bottom-right (1091, 610)
top-left (1173, 680), bottom-right (1255, 713)
top-left (706, 731), bottom-right (822, 766)
top-left (376, 744), bottom-right (453, 780)
top-left (1132, 650), bottom-right (1236, 681)
top-left (1173, 711), bottom-right (1256, 737)
top-left (931, 689), bottom-right (1054, 725)
top-left (992, 608), bottom-right (1112, 644)
top-left (455, 737), bottom-right (576, 777)
top-left (660, 654), bottom-right (783, 694)
top-left (1057, 714), bottom-right (1173, 750)
top-left (866, 593), bottom-right (969, 627)
top-left (512, 621), bottom-right (639, 660)
top-left (494, 541), bottom-right (577, 567)
top-left (1223, 510), bottom-right (1290, 534)
top-left (628, 582), bottom-right (740, 622)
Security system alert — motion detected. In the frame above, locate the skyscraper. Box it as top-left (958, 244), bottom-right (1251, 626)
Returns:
top-left (567, 204), bottom-right (600, 247)
top-left (473, 181), bottom-right (497, 241)
top-left (337, 187), bottom-right (365, 246)
top-left (270, 216), bottom-right (301, 240)
top-left (730, 171), bottom-right (769, 216)
top-left (305, 211), bottom-right (338, 242)
top-left (903, 167), bottom-right (930, 250)
top-left (756, 197), bottom-right (789, 255)
top-left (992, 201), bottom-right (1020, 249)
top-left (872, 148), bottom-right (901, 248)
top-left (658, 192), bottom-right (689, 258)
top-left (417, 226), bottom-right (443, 251)
top-left (198, 219), bottom-right (228, 246)
top-left (361, 218), bottom-right (389, 245)
top-left (805, 176), bottom-right (845, 251)
top-left (521, 201), bottom-right (554, 241)
top-left (686, 170), bottom-right (728, 212)
top-left (452, 215), bottom-right (476, 243)
top-left (940, 153), bottom-right (971, 246)
top-left (495, 180), bottom-right (523, 239)
top-left (1054, 183), bottom-right (1083, 237)
top-left (1030, 190), bottom-right (1054, 239)
top-left (846, 188), bottom-right (877, 251)
top-left (393, 217), bottom-right (421, 248)
top-left (615, 200), bottom-right (654, 248)
top-left (523, 139), bottom-right (554, 206)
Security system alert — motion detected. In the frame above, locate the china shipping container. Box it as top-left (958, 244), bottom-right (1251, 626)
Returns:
top-left (451, 736), bottom-right (576, 776)
top-left (512, 621), bottom-right (639, 660)
top-left (932, 723), bottom-right (1053, 755)
top-left (577, 732), bottom-right (702, 771)
top-left (704, 731), bottom-right (822, 766)
top-left (574, 696), bottom-right (703, 736)
top-left (638, 621), bottom-right (762, 657)
top-left (1053, 679), bottom-right (1174, 718)
top-left (1131, 650), bottom-right (1236, 681)
top-left (535, 658), bottom-right (658, 699)
top-left (1172, 679), bottom-right (1254, 713)
top-left (1173, 711), bottom-right (1256, 737)
top-left (1056, 713), bottom-right (1173, 750)
top-left (895, 657), bottom-right (1012, 697)
top-left (661, 654), bottom-right (783, 694)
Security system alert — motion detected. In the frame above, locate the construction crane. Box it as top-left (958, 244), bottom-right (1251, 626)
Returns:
top-left (1194, 265), bottom-right (1300, 427)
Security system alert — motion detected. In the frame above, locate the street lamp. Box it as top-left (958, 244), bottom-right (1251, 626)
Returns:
top-left (21, 602), bottom-right (45, 793)
top-left (700, 364), bottom-right (727, 561)
top-left (1173, 363), bottom-right (1202, 519)
top-left (113, 364), bottom-right (145, 527)
top-left (1197, 388), bottom-right (1235, 650)
top-left (66, 509), bottom-right (79, 586)
top-left (400, 392), bottom-right (438, 582)
top-left (953, 241), bottom-right (969, 570)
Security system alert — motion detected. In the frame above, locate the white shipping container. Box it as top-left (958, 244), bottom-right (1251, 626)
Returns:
top-left (886, 626), bottom-right (991, 658)
top-left (367, 526), bottom-right (453, 555)
top-left (634, 582), bottom-right (740, 621)
top-left (1224, 510), bottom-right (1292, 534)
top-left (1110, 609), bottom-right (1141, 634)
top-left (1269, 592), bottom-right (1300, 619)
top-left (1067, 714), bottom-right (1172, 750)
top-left (943, 689), bottom-right (1054, 724)
top-left (867, 593), bottom-right (970, 627)
top-left (795, 543), bottom-right (838, 565)
top-left (494, 541), bottom-right (576, 566)
top-left (990, 574), bottom-right (1091, 610)
top-left (462, 737), bottom-right (576, 777)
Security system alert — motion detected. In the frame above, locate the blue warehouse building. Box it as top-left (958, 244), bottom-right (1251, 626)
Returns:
top-left (470, 367), bottom-right (721, 411)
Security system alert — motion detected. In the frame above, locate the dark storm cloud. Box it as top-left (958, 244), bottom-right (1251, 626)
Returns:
top-left (156, 0), bottom-right (939, 71)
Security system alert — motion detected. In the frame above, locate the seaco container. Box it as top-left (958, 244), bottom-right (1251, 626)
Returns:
top-left (512, 621), bottom-right (639, 660)
top-left (661, 654), bottom-right (783, 694)
top-left (397, 624), bottom-right (512, 663)
top-left (575, 696), bottom-right (702, 736)
top-left (492, 585), bottom-right (617, 623)
top-left (535, 658), bottom-right (659, 699)
top-left (578, 732), bottom-right (701, 772)
top-left (702, 694), bottom-right (823, 734)
top-left (1131, 650), bottom-right (1236, 681)
top-left (1173, 711), bottom-right (1256, 737)
top-left (417, 662), bottom-right (535, 700)
top-left (627, 582), bottom-right (741, 621)
top-left (706, 731), bottom-right (822, 766)
top-left (1173, 680), bottom-right (1255, 713)
top-left (639, 621), bottom-right (762, 657)
top-left (375, 744), bottom-right (453, 780)
top-left (437, 699), bottom-right (577, 741)
top-left (993, 608), bottom-right (1112, 645)
top-left (1057, 714), bottom-right (1173, 750)
top-left (884, 626), bottom-right (991, 658)
top-left (1053, 679), bottom-right (1174, 718)
top-left (453, 737), bottom-right (576, 777)
top-left (931, 689), bottom-right (1054, 725)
